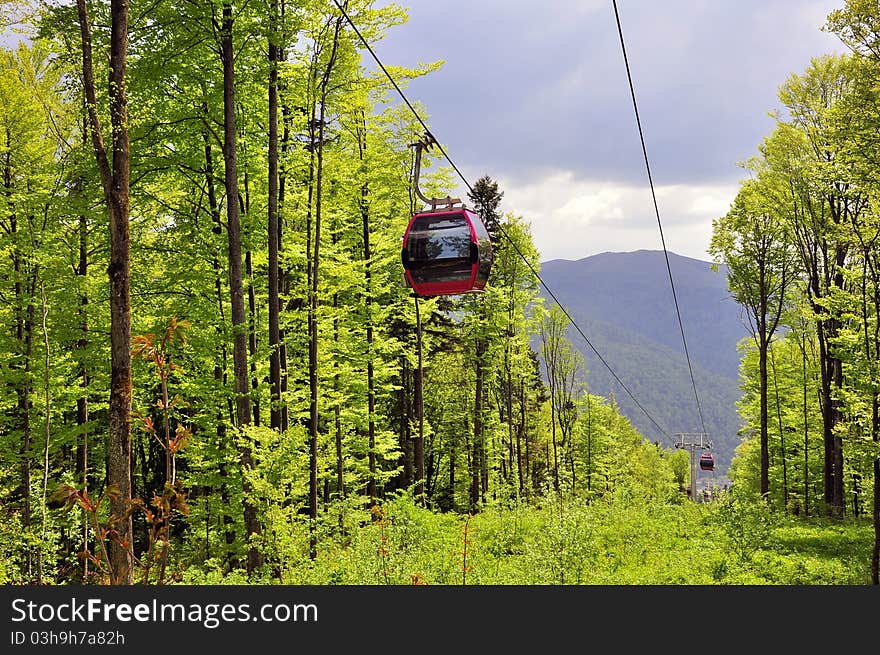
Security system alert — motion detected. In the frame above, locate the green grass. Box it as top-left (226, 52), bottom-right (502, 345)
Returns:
top-left (179, 491), bottom-right (876, 585)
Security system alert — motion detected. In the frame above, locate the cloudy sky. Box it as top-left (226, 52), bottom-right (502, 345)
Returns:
top-left (373, 0), bottom-right (848, 262)
top-left (2, 1), bottom-right (848, 263)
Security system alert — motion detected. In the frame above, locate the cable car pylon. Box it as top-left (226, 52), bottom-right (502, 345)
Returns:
top-left (674, 433), bottom-right (714, 502)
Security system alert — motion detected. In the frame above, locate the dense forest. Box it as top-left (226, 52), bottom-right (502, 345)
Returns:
top-left (0, 0), bottom-right (878, 586)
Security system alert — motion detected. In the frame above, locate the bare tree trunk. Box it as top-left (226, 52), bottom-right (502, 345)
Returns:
top-left (770, 345), bottom-right (789, 509)
top-left (469, 426), bottom-right (479, 511)
top-left (38, 282), bottom-right (50, 583)
top-left (816, 319), bottom-right (834, 513)
top-left (246, 248), bottom-right (260, 428)
top-left (523, 379), bottom-right (534, 493)
top-left (333, 328), bottom-right (343, 499)
top-left (219, 1), bottom-right (262, 573)
top-left (505, 292), bottom-right (515, 489)
top-left (799, 330), bottom-right (810, 517)
top-left (358, 120), bottom-right (377, 505)
top-left (202, 115), bottom-right (237, 563)
top-left (241, 163), bottom-right (261, 429)
top-left (869, 290), bottom-right (880, 586)
top-left (329, 202), bottom-right (343, 502)
top-left (830, 248), bottom-right (848, 516)
top-left (413, 297), bottom-right (425, 503)
top-left (76, 0), bottom-right (133, 585)
top-left (586, 392), bottom-right (592, 493)
top-left (308, 13), bottom-right (343, 554)
top-left (517, 377), bottom-right (525, 495)
top-left (15, 264), bottom-right (34, 579)
top-left (472, 336), bottom-right (485, 510)
top-left (864, 251), bottom-right (880, 582)
top-left (794, 226), bottom-right (845, 518)
top-left (542, 323), bottom-right (560, 493)
top-left (400, 358), bottom-right (413, 489)
top-left (872, 396), bottom-right (879, 585)
top-left (449, 429), bottom-right (457, 510)
top-left (276, 0), bottom-right (292, 436)
top-left (831, 349), bottom-right (845, 516)
top-left (759, 328), bottom-right (770, 500)
top-left (73, 124), bottom-right (91, 580)
top-left (267, 0), bottom-right (282, 431)
top-left (5, 184), bottom-right (34, 578)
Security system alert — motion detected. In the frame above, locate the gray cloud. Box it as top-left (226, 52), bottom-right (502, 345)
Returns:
top-left (375, 0), bottom-right (847, 187)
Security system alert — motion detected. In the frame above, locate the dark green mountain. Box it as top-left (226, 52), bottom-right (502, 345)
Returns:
top-left (537, 249), bottom-right (750, 476)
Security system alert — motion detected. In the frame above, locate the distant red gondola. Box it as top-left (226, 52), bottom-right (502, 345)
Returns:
top-left (401, 208), bottom-right (493, 297)
top-left (699, 453), bottom-right (715, 471)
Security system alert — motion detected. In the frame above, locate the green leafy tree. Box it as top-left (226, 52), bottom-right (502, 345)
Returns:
top-left (710, 175), bottom-right (795, 502)
top-left (467, 175), bottom-right (504, 248)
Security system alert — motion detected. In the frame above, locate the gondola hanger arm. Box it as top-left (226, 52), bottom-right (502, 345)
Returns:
top-left (410, 133), bottom-right (461, 211)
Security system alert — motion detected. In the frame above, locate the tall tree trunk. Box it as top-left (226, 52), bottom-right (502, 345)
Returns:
top-left (5, 132), bottom-right (34, 580)
top-left (400, 358), bottom-right (413, 489)
top-left (830, 248), bottom-right (848, 516)
top-left (830, 345), bottom-right (845, 516)
top-left (15, 258), bottom-right (34, 579)
top-left (505, 294), bottom-right (515, 489)
top-left (586, 392), bottom-right (592, 493)
top-left (76, 0), bottom-right (133, 585)
top-left (817, 311), bottom-right (846, 517)
top-left (331, 244), bottom-right (343, 501)
top-left (275, 0), bottom-right (292, 436)
top-left (413, 297), bottom-right (425, 503)
top-left (756, 260), bottom-right (771, 502)
top-left (800, 330), bottom-right (810, 517)
top-left (267, 0), bottom-right (282, 430)
top-left (472, 336), bottom-right (485, 510)
top-left (523, 378), bottom-right (534, 493)
top-left (241, 162), bottom-right (260, 429)
top-left (6, 187), bottom-right (35, 579)
top-left (770, 346), bottom-right (789, 509)
top-left (76, 207), bottom-right (90, 580)
top-left (72, 117), bottom-right (91, 580)
top-left (864, 252), bottom-right (880, 582)
top-left (220, 2), bottom-right (262, 573)
top-left (202, 115), bottom-right (237, 562)
top-left (872, 272), bottom-right (880, 584)
top-left (797, 232), bottom-right (845, 518)
top-left (329, 211), bottom-right (344, 504)
top-left (469, 427), bottom-right (479, 511)
top-left (872, 394), bottom-right (879, 585)
top-left (308, 13), bottom-right (343, 554)
top-left (817, 319), bottom-right (834, 512)
top-left (517, 377), bottom-right (525, 495)
top-left (358, 120), bottom-right (377, 505)
top-left (449, 428), bottom-right (457, 511)
top-left (759, 328), bottom-right (770, 500)
top-left (246, 248), bottom-right (260, 428)
top-left (333, 340), bottom-right (343, 499)
top-left (37, 281), bottom-right (51, 584)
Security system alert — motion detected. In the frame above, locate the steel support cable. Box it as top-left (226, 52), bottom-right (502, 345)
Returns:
top-left (330, 0), bottom-right (673, 443)
top-left (611, 0), bottom-right (708, 437)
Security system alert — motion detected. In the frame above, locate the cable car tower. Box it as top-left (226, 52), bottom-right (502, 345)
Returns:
top-left (674, 433), bottom-right (714, 502)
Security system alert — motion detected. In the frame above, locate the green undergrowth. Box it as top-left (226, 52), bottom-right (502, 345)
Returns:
top-left (180, 489), bottom-right (875, 585)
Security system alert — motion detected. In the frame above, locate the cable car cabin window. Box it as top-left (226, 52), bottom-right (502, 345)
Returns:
top-left (406, 215), bottom-right (474, 284)
top-left (470, 214), bottom-right (493, 284)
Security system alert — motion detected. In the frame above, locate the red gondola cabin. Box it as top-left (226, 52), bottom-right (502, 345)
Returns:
top-left (401, 208), bottom-right (493, 297)
top-left (699, 453), bottom-right (715, 471)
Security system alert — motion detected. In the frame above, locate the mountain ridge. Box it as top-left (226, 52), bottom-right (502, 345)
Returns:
top-left (536, 249), bottom-right (750, 476)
